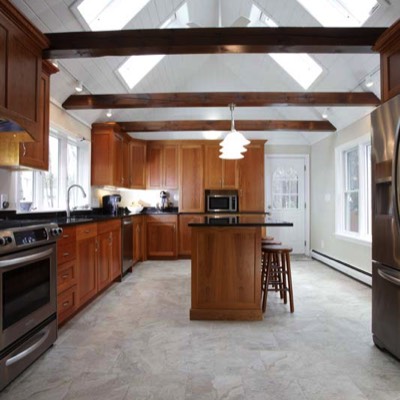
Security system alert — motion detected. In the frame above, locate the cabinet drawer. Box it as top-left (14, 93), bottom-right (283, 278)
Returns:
top-left (58, 226), bottom-right (76, 245)
top-left (76, 223), bottom-right (97, 240)
top-left (57, 242), bottom-right (76, 264)
top-left (97, 219), bottom-right (121, 235)
top-left (57, 260), bottom-right (77, 293)
top-left (58, 285), bottom-right (77, 324)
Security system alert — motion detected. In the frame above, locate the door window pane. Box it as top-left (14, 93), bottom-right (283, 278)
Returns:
top-left (272, 167), bottom-right (299, 209)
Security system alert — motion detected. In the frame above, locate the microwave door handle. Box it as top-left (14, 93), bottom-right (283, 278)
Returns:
top-left (378, 268), bottom-right (400, 286)
top-left (0, 248), bottom-right (53, 268)
top-left (393, 121), bottom-right (400, 229)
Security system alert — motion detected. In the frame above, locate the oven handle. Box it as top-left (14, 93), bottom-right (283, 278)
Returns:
top-left (0, 248), bottom-right (53, 268)
top-left (5, 327), bottom-right (50, 367)
top-left (378, 268), bottom-right (400, 286)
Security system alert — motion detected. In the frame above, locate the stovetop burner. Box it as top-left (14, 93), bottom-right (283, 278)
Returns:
top-left (0, 219), bottom-right (54, 229)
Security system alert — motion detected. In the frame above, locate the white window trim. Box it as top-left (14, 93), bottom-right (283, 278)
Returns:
top-left (335, 134), bottom-right (371, 244)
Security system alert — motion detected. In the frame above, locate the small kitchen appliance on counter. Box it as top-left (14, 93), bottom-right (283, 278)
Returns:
top-left (102, 194), bottom-right (121, 215)
top-left (158, 191), bottom-right (169, 211)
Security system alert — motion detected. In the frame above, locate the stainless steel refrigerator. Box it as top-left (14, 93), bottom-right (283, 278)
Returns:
top-left (371, 94), bottom-right (400, 359)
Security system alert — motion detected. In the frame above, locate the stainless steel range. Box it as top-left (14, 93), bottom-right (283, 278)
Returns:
top-left (0, 221), bottom-right (62, 390)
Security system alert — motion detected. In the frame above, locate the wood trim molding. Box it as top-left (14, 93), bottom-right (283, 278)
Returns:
top-left (118, 120), bottom-right (336, 132)
top-left (62, 92), bottom-right (380, 110)
top-left (44, 27), bottom-right (386, 59)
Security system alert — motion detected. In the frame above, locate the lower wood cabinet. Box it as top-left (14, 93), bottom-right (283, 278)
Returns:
top-left (133, 215), bottom-right (144, 264)
top-left (178, 214), bottom-right (204, 257)
top-left (146, 215), bottom-right (178, 258)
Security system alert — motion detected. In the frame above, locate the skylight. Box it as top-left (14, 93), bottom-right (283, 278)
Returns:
top-left (296, 0), bottom-right (378, 27)
top-left (77, 0), bottom-right (151, 31)
top-left (249, 5), bottom-right (322, 89)
top-left (118, 2), bottom-right (190, 89)
top-left (118, 55), bottom-right (165, 89)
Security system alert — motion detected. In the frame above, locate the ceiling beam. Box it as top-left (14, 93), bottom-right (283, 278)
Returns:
top-left (62, 92), bottom-right (380, 110)
top-left (44, 27), bottom-right (386, 59)
top-left (117, 120), bottom-right (336, 132)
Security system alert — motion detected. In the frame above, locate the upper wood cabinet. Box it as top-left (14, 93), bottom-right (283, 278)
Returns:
top-left (179, 144), bottom-right (204, 212)
top-left (147, 143), bottom-right (178, 189)
top-left (373, 20), bottom-right (400, 102)
top-left (91, 123), bottom-right (127, 187)
top-left (19, 61), bottom-right (58, 170)
top-left (204, 144), bottom-right (238, 189)
top-left (129, 140), bottom-right (146, 189)
top-left (0, 2), bottom-right (49, 142)
top-left (238, 143), bottom-right (265, 212)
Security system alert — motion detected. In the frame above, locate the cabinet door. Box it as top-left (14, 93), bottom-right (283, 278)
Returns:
top-left (130, 141), bottom-right (146, 189)
top-left (178, 214), bottom-right (204, 257)
top-left (19, 61), bottom-right (57, 170)
top-left (179, 145), bottom-right (204, 212)
top-left (91, 130), bottom-right (113, 186)
top-left (113, 133), bottom-right (124, 187)
top-left (133, 217), bottom-right (143, 264)
top-left (238, 144), bottom-right (265, 212)
top-left (123, 137), bottom-right (130, 188)
top-left (77, 236), bottom-right (97, 306)
top-left (110, 228), bottom-right (121, 280)
top-left (204, 145), bottom-right (222, 189)
top-left (163, 145), bottom-right (178, 189)
top-left (146, 215), bottom-right (177, 258)
top-left (97, 231), bottom-right (111, 291)
top-left (147, 145), bottom-right (163, 188)
top-left (222, 159), bottom-right (238, 189)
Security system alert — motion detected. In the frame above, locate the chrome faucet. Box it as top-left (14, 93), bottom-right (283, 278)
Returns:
top-left (66, 184), bottom-right (87, 218)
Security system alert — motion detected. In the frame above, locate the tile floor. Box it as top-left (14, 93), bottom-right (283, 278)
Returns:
top-left (2, 259), bottom-right (400, 400)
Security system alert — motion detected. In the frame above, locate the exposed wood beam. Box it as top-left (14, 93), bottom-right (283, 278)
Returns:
top-left (117, 120), bottom-right (336, 132)
top-left (44, 27), bottom-right (386, 59)
top-left (62, 92), bottom-right (380, 110)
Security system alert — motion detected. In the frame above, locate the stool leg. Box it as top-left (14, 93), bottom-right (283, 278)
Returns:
top-left (285, 252), bottom-right (294, 313)
top-left (262, 252), bottom-right (272, 312)
top-left (281, 252), bottom-right (288, 304)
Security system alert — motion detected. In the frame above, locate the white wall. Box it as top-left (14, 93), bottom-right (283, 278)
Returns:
top-left (310, 114), bottom-right (372, 274)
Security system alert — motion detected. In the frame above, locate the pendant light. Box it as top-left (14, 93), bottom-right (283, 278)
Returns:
top-left (219, 104), bottom-right (250, 159)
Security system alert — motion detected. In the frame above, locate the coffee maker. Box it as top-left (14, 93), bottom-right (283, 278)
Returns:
top-left (158, 191), bottom-right (169, 211)
top-left (102, 194), bottom-right (121, 215)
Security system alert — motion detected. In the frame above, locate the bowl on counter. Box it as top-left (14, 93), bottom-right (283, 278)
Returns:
top-left (19, 201), bottom-right (32, 212)
top-left (127, 205), bottom-right (144, 214)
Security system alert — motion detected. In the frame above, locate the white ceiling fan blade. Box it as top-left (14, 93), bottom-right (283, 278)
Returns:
top-left (231, 16), bottom-right (251, 27)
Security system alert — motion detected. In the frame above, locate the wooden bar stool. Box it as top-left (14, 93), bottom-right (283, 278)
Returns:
top-left (261, 245), bottom-right (294, 313)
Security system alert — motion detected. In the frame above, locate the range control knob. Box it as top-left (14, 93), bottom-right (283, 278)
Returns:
top-left (0, 236), bottom-right (12, 246)
top-left (51, 227), bottom-right (63, 237)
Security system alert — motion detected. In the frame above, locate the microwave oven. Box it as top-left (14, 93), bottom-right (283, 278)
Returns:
top-left (205, 190), bottom-right (238, 213)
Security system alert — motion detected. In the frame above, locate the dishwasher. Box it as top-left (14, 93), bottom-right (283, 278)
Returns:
top-left (121, 216), bottom-right (134, 275)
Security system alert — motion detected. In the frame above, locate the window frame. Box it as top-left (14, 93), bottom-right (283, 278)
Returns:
top-left (335, 134), bottom-right (371, 245)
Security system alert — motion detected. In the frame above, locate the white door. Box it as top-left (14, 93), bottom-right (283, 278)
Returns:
top-left (266, 156), bottom-right (309, 254)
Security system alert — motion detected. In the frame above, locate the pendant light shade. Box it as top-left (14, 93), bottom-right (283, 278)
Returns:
top-left (219, 104), bottom-right (250, 159)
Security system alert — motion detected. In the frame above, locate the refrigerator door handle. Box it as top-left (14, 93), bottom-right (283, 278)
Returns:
top-left (392, 120), bottom-right (400, 229)
top-left (378, 268), bottom-right (400, 286)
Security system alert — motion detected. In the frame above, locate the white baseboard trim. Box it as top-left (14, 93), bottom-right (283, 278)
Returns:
top-left (311, 250), bottom-right (372, 287)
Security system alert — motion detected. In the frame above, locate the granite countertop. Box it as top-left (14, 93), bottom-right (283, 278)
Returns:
top-left (188, 215), bottom-right (293, 227)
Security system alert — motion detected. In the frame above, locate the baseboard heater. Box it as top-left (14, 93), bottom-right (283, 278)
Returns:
top-left (311, 250), bottom-right (372, 287)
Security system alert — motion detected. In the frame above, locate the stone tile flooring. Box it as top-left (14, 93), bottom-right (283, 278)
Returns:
top-left (2, 259), bottom-right (400, 400)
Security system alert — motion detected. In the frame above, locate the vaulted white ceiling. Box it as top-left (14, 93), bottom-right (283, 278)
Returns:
top-left (10, 0), bottom-right (400, 145)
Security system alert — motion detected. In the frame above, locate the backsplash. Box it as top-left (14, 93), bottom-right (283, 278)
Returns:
top-left (91, 187), bottom-right (179, 209)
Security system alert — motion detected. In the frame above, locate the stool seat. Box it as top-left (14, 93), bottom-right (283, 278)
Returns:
top-left (261, 244), bottom-right (294, 313)
top-left (261, 240), bottom-right (282, 246)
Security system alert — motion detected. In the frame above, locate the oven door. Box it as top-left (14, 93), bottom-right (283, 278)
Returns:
top-left (0, 243), bottom-right (56, 351)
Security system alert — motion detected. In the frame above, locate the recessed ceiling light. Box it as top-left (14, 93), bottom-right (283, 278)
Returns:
top-left (322, 109), bottom-right (329, 119)
top-left (365, 76), bottom-right (374, 88)
top-left (106, 109), bottom-right (112, 118)
top-left (75, 81), bottom-right (83, 93)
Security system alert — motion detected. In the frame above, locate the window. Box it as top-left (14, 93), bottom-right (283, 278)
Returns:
top-left (336, 135), bottom-right (371, 242)
top-left (296, 0), bottom-right (378, 27)
top-left (16, 130), bottom-right (90, 212)
top-left (272, 167), bottom-right (299, 209)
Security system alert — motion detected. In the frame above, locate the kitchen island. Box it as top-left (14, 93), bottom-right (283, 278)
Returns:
top-left (189, 215), bottom-right (293, 321)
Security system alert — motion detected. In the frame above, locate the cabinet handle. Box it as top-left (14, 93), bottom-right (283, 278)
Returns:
top-left (63, 301), bottom-right (70, 308)
top-left (63, 252), bottom-right (70, 257)
top-left (62, 273), bottom-right (69, 279)
top-left (22, 142), bottom-right (26, 157)
top-left (95, 240), bottom-right (98, 252)
top-left (63, 234), bottom-right (70, 239)
top-left (84, 230), bottom-right (90, 234)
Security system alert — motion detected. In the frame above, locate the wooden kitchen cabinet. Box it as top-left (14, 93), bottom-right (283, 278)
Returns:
top-left (178, 214), bottom-right (204, 257)
top-left (76, 223), bottom-right (98, 306)
top-left (133, 215), bottom-right (144, 264)
top-left (0, 2), bottom-right (49, 142)
top-left (19, 60), bottom-right (58, 170)
top-left (204, 144), bottom-right (238, 189)
top-left (179, 144), bottom-right (204, 212)
top-left (147, 143), bottom-right (178, 189)
top-left (57, 226), bottom-right (77, 325)
top-left (109, 221), bottom-right (122, 281)
top-left (129, 140), bottom-right (146, 189)
top-left (146, 214), bottom-right (178, 258)
top-left (238, 142), bottom-right (265, 212)
top-left (91, 123), bottom-right (130, 188)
